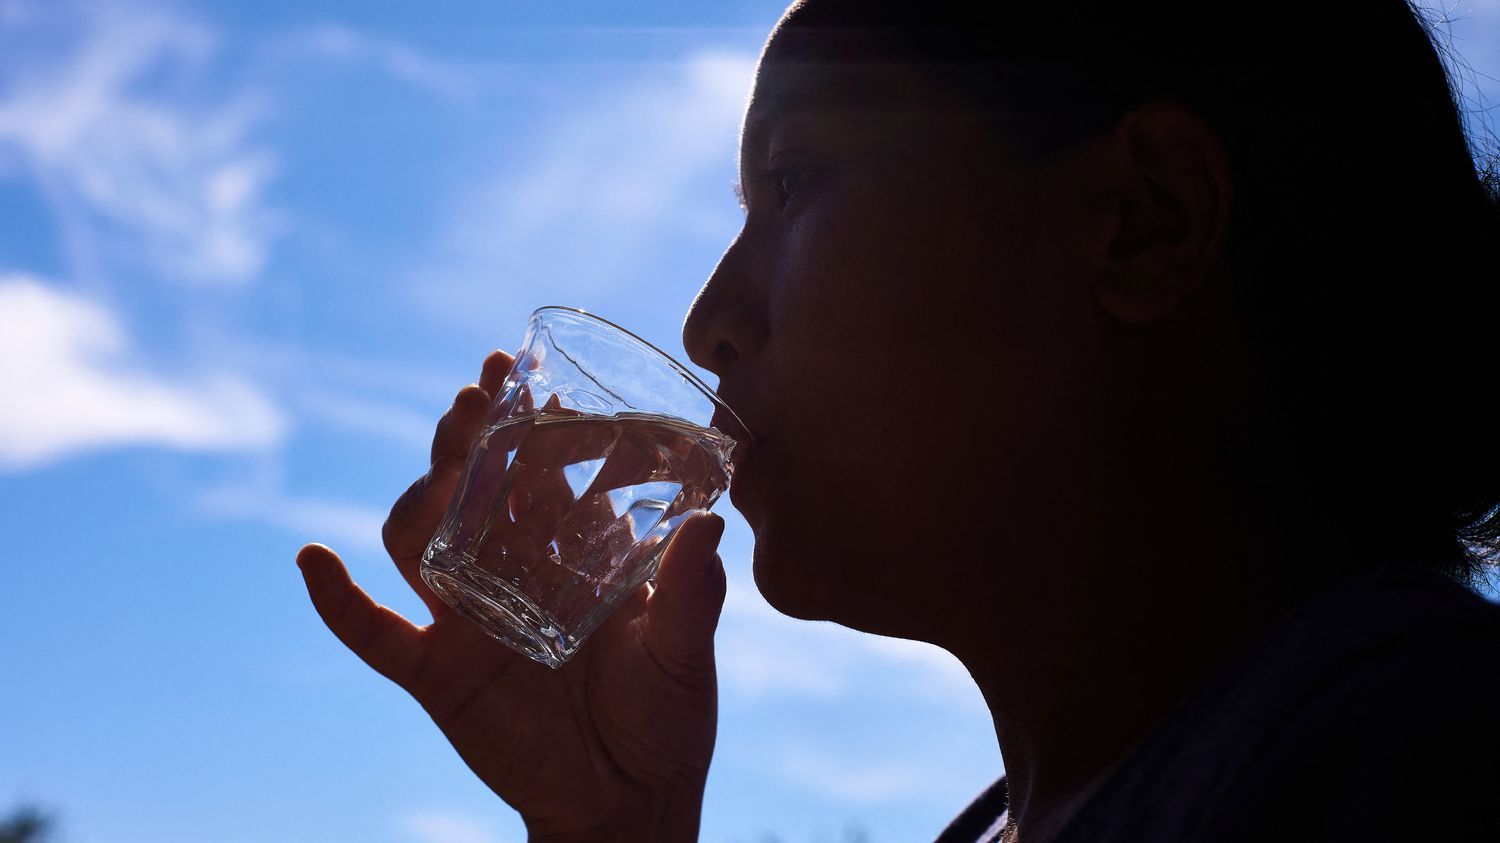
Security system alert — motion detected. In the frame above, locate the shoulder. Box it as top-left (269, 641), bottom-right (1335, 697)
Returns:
top-left (1204, 572), bottom-right (1500, 840)
top-left (1057, 569), bottom-right (1500, 842)
top-left (934, 777), bottom-right (1008, 843)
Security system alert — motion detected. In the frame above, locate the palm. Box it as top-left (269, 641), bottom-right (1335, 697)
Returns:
top-left (412, 596), bottom-right (716, 832)
top-left (297, 350), bottom-right (725, 841)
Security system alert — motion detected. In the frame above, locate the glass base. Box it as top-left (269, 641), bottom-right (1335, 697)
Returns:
top-left (420, 564), bottom-right (578, 669)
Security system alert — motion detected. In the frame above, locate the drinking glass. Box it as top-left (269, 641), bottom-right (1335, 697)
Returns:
top-left (420, 306), bottom-right (749, 668)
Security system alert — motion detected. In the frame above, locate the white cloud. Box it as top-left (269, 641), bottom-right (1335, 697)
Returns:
top-left (0, 275), bottom-right (285, 469)
top-left (291, 23), bottom-right (481, 102)
top-left (853, 633), bottom-right (976, 694)
top-left (716, 578), bottom-right (985, 708)
top-left (0, 0), bottom-right (33, 25)
top-left (400, 810), bottom-right (511, 843)
top-left (716, 582), bottom-right (847, 698)
top-left (407, 49), bottom-right (756, 328)
top-left (198, 484), bottom-right (388, 556)
top-left (715, 627), bottom-right (845, 699)
top-left (294, 388), bottom-right (436, 454)
top-left (0, 2), bottom-right (279, 286)
top-left (774, 750), bottom-right (931, 804)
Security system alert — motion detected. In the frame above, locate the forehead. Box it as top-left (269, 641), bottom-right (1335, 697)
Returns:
top-left (742, 54), bottom-right (989, 153)
top-left (750, 55), bottom-right (944, 116)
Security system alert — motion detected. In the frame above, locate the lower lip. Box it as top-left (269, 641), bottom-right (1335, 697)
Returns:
top-left (728, 440), bottom-right (765, 514)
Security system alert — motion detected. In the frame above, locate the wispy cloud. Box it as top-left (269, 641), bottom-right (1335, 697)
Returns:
top-left (0, 274), bottom-right (284, 469)
top-left (0, 0), bottom-right (33, 25)
top-left (197, 482), bottom-right (388, 555)
top-left (400, 809), bottom-right (511, 843)
top-left (406, 49), bottom-right (755, 330)
top-left (717, 579), bottom-right (983, 708)
top-left (763, 737), bottom-right (999, 806)
top-left (293, 388), bottom-right (437, 454)
top-left (0, 1), bottom-right (278, 286)
top-left (715, 627), bottom-right (845, 699)
top-left (774, 750), bottom-right (932, 804)
top-left (853, 633), bottom-right (976, 695)
top-left (287, 23), bottom-right (483, 102)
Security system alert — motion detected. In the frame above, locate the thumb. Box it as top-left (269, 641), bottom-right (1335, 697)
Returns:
top-left (643, 511), bottom-right (727, 674)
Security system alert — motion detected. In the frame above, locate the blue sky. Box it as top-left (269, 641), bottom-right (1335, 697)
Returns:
top-left (1, 1), bottom-right (1496, 841)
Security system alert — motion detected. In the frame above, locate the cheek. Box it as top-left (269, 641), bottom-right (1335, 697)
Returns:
top-left (748, 165), bottom-right (1088, 613)
top-left (778, 170), bottom-right (1042, 354)
top-left (769, 180), bottom-right (1032, 465)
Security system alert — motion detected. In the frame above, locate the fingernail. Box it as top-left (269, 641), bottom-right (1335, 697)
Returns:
top-left (297, 544), bottom-right (333, 575)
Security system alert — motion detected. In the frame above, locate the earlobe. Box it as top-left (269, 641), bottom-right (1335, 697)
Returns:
top-left (1092, 101), bottom-right (1233, 325)
top-left (1095, 263), bottom-right (1201, 324)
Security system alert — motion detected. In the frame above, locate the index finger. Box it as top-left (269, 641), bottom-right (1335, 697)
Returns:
top-left (480, 349), bottom-right (514, 398)
top-left (425, 350), bottom-right (512, 468)
top-left (430, 384), bottom-right (491, 467)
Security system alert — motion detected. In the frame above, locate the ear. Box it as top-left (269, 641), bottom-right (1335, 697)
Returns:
top-left (1092, 101), bottom-right (1233, 324)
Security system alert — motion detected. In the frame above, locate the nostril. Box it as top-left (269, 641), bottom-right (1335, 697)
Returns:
top-left (713, 339), bottom-right (739, 364)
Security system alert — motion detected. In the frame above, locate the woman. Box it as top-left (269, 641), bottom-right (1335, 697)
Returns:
top-left (297, 1), bottom-right (1500, 840)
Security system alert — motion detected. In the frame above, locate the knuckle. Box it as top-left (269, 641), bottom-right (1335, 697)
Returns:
top-left (328, 583), bottom-right (363, 635)
top-left (351, 614), bottom-right (388, 658)
top-left (644, 634), bottom-right (717, 692)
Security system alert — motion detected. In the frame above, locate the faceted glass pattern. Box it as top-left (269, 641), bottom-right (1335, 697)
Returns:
top-left (420, 308), bottom-right (745, 668)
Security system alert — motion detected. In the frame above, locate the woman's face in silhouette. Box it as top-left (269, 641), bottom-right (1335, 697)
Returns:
top-left (682, 27), bottom-right (1130, 634)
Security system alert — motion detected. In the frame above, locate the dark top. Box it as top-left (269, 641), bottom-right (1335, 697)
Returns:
top-left (934, 567), bottom-right (1500, 842)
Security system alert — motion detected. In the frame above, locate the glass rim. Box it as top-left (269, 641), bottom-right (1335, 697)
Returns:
top-left (529, 305), bottom-right (753, 440)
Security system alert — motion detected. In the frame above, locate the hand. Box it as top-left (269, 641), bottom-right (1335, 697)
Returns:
top-left (297, 350), bottom-right (727, 842)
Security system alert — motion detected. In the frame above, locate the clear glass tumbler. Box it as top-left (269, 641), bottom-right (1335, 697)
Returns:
top-left (420, 306), bottom-right (750, 668)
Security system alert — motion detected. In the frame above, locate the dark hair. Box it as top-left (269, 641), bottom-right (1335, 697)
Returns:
top-left (777, 1), bottom-right (1500, 586)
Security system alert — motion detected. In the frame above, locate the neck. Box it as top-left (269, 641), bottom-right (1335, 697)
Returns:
top-left (939, 446), bottom-right (1303, 841)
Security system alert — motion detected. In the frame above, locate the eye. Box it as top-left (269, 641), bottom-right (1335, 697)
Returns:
top-left (775, 169), bottom-right (800, 207)
top-left (763, 166), bottom-right (809, 210)
top-left (780, 166), bottom-right (804, 207)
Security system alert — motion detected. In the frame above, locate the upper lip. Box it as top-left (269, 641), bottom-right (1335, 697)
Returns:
top-left (710, 388), bottom-right (764, 459)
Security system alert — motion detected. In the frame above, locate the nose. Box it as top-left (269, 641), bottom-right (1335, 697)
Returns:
top-left (682, 235), bottom-right (768, 378)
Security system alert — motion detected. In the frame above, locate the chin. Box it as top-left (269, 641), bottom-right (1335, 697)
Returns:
top-left (749, 522), bottom-right (935, 640)
top-left (749, 532), bottom-right (895, 633)
top-left (749, 531), bottom-right (839, 623)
